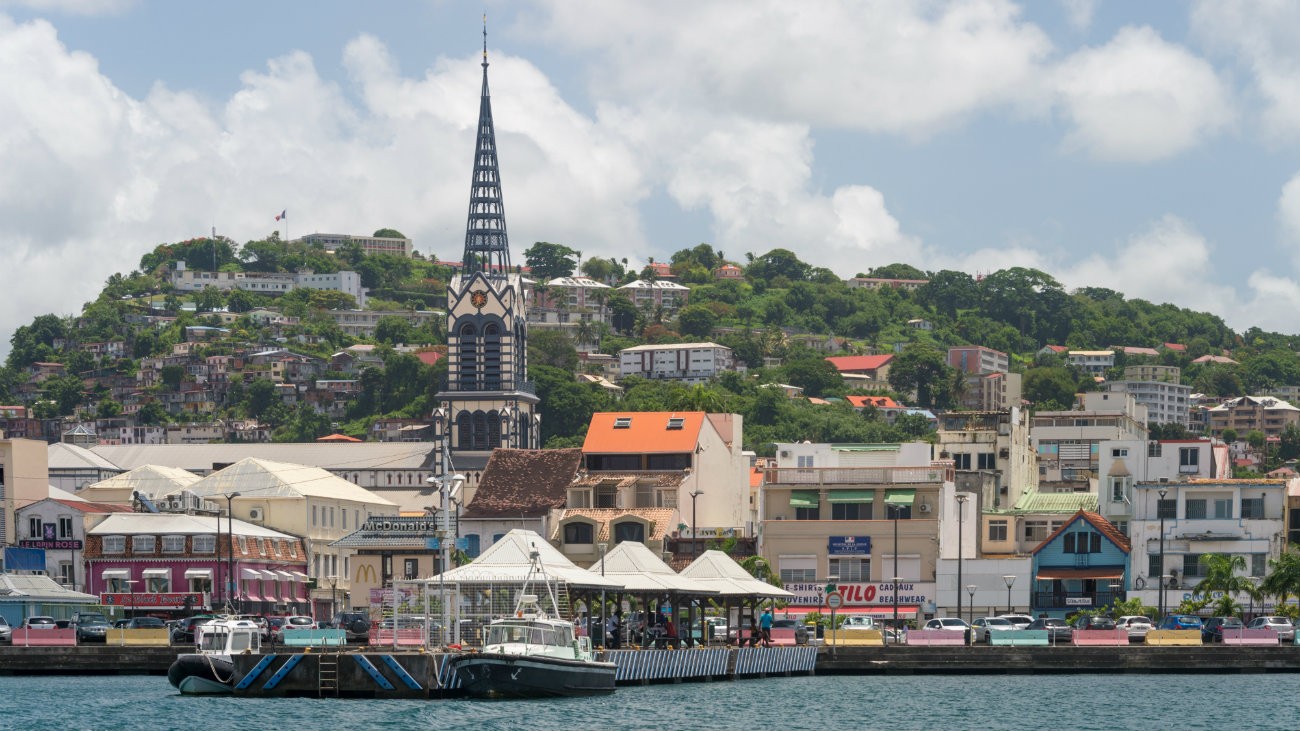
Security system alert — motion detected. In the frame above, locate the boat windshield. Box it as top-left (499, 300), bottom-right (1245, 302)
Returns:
top-left (199, 626), bottom-right (261, 653)
top-left (486, 622), bottom-right (573, 647)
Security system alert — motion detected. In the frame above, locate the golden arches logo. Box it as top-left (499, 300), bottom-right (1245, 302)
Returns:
top-left (355, 563), bottom-right (378, 584)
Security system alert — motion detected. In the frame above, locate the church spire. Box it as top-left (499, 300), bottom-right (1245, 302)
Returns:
top-left (461, 15), bottom-right (510, 276)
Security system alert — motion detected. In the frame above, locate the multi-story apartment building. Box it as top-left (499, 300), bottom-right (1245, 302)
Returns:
top-left (618, 342), bottom-right (738, 384)
top-left (16, 493), bottom-right (132, 591)
top-left (934, 408), bottom-right (1037, 512)
top-left (1031, 392), bottom-right (1148, 489)
top-left (169, 262), bottom-right (367, 307)
top-left (326, 309), bottom-right (442, 339)
top-left (1096, 438), bottom-right (1228, 536)
top-left (958, 371), bottom-right (1023, 411)
top-left (760, 442), bottom-right (950, 619)
top-left (947, 346), bottom-right (1009, 375)
top-left (1105, 378), bottom-right (1192, 427)
top-left (295, 232), bottom-right (413, 258)
top-left (845, 277), bottom-right (929, 291)
top-left (1206, 396), bottom-right (1300, 438)
top-left (1124, 364), bottom-right (1181, 383)
top-left (1067, 350), bottom-right (1116, 374)
top-left (618, 279), bottom-right (690, 313)
top-left (0, 439), bottom-right (51, 547)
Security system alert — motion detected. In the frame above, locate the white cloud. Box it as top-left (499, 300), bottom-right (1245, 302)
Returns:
top-left (0, 0), bottom-right (134, 15)
top-left (1190, 0), bottom-right (1300, 140)
top-left (1060, 0), bottom-right (1096, 31)
top-left (1051, 26), bottom-right (1234, 161)
top-left (529, 0), bottom-right (1053, 137)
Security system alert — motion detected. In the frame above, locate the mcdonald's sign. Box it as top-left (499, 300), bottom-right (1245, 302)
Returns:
top-left (355, 563), bottom-right (378, 585)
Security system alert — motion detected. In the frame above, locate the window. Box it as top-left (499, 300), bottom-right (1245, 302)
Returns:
top-left (162, 535), bottom-right (186, 553)
top-left (613, 417), bottom-right (632, 429)
top-left (564, 522), bottom-right (594, 544)
top-left (613, 522), bottom-right (645, 544)
top-left (831, 503), bottom-right (869, 520)
top-left (567, 489), bottom-right (592, 509)
top-left (1242, 497), bottom-right (1265, 519)
top-left (1185, 499), bottom-right (1207, 520)
top-left (1024, 521), bottom-right (1048, 543)
top-left (830, 558), bottom-right (869, 582)
top-left (58, 516), bottom-right (74, 539)
top-left (28, 516), bottom-right (42, 539)
top-left (1110, 478), bottom-right (1128, 503)
top-left (1184, 554), bottom-right (1205, 577)
top-left (1063, 532), bottom-right (1100, 553)
top-left (312, 505), bottom-right (318, 526)
top-left (404, 559), bottom-right (419, 581)
top-left (1148, 442), bottom-right (1163, 457)
top-left (1252, 553), bottom-right (1267, 578)
top-left (797, 455), bottom-right (815, 469)
top-left (1157, 499), bottom-right (1176, 519)
top-left (666, 417), bottom-right (685, 430)
top-left (1114, 520), bottom-right (1129, 536)
top-left (103, 536), bottom-right (125, 554)
top-left (132, 535), bottom-right (156, 553)
top-left (988, 520), bottom-right (1008, 542)
top-left (977, 453), bottom-right (996, 470)
top-left (1111, 448), bottom-right (1129, 458)
top-left (1213, 499), bottom-right (1232, 520)
top-left (779, 556), bottom-right (817, 583)
top-left (193, 535), bottom-right (215, 553)
top-left (953, 453), bottom-right (971, 470)
top-left (795, 506), bottom-right (821, 520)
top-left (1149, 553), bottom-right (1163, 578)
top-left (1179, 448), bottom-right (1199, 469)
top-left (146, 575), bottom-right (170, 593)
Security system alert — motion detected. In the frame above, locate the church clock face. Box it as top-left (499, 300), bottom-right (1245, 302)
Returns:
top-left (470, 290), bottom-right (488, 309)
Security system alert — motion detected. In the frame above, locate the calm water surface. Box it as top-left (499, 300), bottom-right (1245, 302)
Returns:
top-left (1, 673), bottom-right (1295, 731)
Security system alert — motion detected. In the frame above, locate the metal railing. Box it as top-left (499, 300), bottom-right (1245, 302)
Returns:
top-left (763, 466), bottom-right (951, 485)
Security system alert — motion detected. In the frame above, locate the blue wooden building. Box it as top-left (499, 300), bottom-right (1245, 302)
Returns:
top-left (1031, 510), bottom-right (1130, 618)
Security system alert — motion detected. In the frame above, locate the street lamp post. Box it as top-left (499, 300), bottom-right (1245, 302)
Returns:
top-left (1158, 487), bottom-right (1168, 621)
top-left (891, 502), bottom-right (901, 636)
top-left (956, 493), bottom-right (968, 621)
top-left (224, 492), bottom-right (241, 613)
top-left (1002, 575), bottom-right (1015, 615)
top-left (1246, 576), bottom-right (1258, 621)
top-left (689, 490), bottom-right (703, 558)
top-left (327, 575), bottom-right (338, 619)
top-left (966, 584), bottom-right (977, 624)
top-left (127, 579), bottom-right (138, 621)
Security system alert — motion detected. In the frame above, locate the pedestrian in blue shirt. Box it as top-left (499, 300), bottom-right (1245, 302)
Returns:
top-left (759, 607), bottom-right (774, 647)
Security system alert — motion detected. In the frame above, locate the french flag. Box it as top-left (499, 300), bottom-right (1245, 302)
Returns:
top-left (275, 210), bottom-right (286, 221)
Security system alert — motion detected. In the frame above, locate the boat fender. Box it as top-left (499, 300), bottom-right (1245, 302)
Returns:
top-left (449, 644), bottom-right (462, 651)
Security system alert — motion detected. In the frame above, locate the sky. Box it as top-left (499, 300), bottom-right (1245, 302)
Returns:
top-left (3, 0), bottom-right (1300, 357)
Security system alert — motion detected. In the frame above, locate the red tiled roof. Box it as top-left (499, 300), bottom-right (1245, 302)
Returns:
top-left (461, 448), bottom-right (583, 519)
top-left (825, 355), bottom-right (893, 373)
top-left (414, 351), bottom-right (444, 366)
top-left (1163, 342), bottom-right (1187, 351)
top-left (551, 508), bottom-right (678, 542)
top-left (52, 499), bottom-right (131, 514)
top-left (582, 412), bottom-right (705, 454)
top-left (845, 395), bottom-right (902, 409)
top-left (749, 468), bottom-right (764, 488)
top-left (1031, 510), bottom-right (1131, 554)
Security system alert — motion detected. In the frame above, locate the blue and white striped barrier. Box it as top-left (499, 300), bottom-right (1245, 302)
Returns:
top-left (734, 646), bottom-right (817, 676)
top-left (605, 648), bottom-right (731, 682)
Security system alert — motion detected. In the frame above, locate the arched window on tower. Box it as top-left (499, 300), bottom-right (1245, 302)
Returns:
top-left (483, 323), bottom-right (502, 390)
top-left (458, 322), bottom-right (479, 390)
top-left (487, 409), bottom-right (501, 449)
top-left (456, 411), bottom-right (471, 450)
top-left (471, 411), bottom-right (489, 450)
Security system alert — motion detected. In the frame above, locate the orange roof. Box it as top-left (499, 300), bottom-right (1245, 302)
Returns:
top-left (750, 467), bottom-right (764, 488)
top-left (582, 412), bottom-right (705, 454)
top-left (414, 351), bottom-right (444, 366)
top-left (1031, 510), bottom-right (1130, 554)
top-left (825, 355), bottom-right (893, 373)
top-left (846, 395), bottom-right (902, 409)
top-left (317, 433), bottom-right (362, 442)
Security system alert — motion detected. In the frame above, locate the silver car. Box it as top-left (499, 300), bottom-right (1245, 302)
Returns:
top-left (1246, 616), bottom-right (1295, 642)
top-left (0, 616), bottom-right (10, 644)
top-left (1116, 615), bottom-right (1153, 642)
top-left (970, 617), bottom-right (1016, 642)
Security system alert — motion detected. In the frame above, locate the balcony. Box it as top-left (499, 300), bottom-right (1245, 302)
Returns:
top-left (763, 465), bottom-right (952, 485)
top-left (1033, 590), bottom-right (1122, 609)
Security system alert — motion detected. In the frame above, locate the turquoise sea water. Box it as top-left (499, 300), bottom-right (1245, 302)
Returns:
top-left (2, 673), bottom-right (1296, 731)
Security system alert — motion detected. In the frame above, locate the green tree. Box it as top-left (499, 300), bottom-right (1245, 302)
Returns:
top-left (532, 364), bottom-right (606, 444)
top-left (782, 355), bottom-right (844, 398)
top-left (865, 263), bottom-right (927, 280)
top-left (136, 399), bottom-right (169, 426)
top-left (373, 228), bottom-right (406, 239)
top-left (160, 365), bottom-right (186, 391)
top-left (746, 248), bottom-right (810, 283)
top-left (1194, 553), bottom-right (1247, 601)
top-left (1023, 367), bottom-right (1079, 410)
top-left (1221, 428), bottom-right (1238, 444)
top-left (1262, 548), bottom-right (1300, 610)
top-left (676, 305), bottom-right (718, 339)
top-left (374, 316), bottom-right (415, 345)
top-left (528, 329), bottom-right (579, 371)
top-left (887, 344), bottom-right (953, 408)
top-left (243, 378), bottom-right (279, 420)
top-left (523, 241), bottom-right (579, 280)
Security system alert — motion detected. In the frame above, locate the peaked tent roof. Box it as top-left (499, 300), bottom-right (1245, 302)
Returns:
top-left (83, 464), bottom-right (202, 499)
top-left (591, 541), bottom-right (717, 595)
top-left (422, 529), bottom-right (620, 589)
top-left (167, 457), bottom-right (396, 505)
top-left (0, 573), bottom-right (99, 603)
top-left (679, 550), bottom-right (793, 599)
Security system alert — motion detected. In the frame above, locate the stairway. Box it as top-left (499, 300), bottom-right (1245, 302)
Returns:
top-left (318, 652), bottom-right (339, 697)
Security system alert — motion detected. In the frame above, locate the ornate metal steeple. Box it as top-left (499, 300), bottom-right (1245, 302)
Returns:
top-left (461, 18), bottom-right (510, 277)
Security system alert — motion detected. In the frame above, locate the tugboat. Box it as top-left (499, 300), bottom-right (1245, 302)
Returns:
top-left (167, 617), bottom-right (262, 695)
top-left (451, 549), bottom-right (616, 698)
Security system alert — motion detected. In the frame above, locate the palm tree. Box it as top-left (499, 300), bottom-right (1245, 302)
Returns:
top-left (1195, 553), bottom-right (1247, 599)
top-left (1262, 547), bottom-right (1300, 609)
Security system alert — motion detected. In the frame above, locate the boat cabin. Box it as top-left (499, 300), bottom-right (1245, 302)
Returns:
top-left (198, 619), bottom-right (262, 654)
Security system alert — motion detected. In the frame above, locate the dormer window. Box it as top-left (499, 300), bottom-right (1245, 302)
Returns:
top-left (666, 417), bottom-right (685, 430)
top-left (613, 417), bottom-right (632, 429)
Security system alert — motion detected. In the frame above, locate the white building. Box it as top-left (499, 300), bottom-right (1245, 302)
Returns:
top-left (618, 279), bottom-right (690, 312)
top-left (326, 309), bottom-right (443, 338)
top-left (1096, 438), bottom-right (1228, 536)
top-left (1067, 350), bottom-right (1116, 374)
top-left (1031, 392), bottom-right (1149, 488)
top-left (1106, 378), bottom-right (1192, 427)
top-left (15, 488), bottom-right (132, 591)
top-left (618, 342), bottom-right (738, 384)
top-left (169, 262), bottom-right (367, 307)
top-left (295, 232), bottom-right (413, 258)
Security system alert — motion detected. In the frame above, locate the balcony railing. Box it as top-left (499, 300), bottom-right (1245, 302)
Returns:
top-left (763, 465), bottom-right (952, 485)
top-left (1033, 590), bottom-right (1122, 609)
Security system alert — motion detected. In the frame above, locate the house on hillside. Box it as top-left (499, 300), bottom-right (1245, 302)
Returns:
top-left (825, 355), bottom-right (893, 384)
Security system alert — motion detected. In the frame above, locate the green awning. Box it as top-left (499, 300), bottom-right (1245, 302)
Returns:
top-left (827, 490), bottom-right (875, 504)
top-left (789, 491), bottom-right (820, 508)
top-left (884, 489), bottom-right (916, 507)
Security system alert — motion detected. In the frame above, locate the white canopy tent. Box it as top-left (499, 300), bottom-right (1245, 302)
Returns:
top-left (680, 550), bottom-right (793, 599)
top-left (590, 541), bottom-right (716, 595)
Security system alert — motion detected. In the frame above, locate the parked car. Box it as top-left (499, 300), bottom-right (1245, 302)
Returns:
top-left (122, 617), bottom-right (165, 630)
top-left (1246, 616), bottom-right (1295, 641)
top-left (0, 616), bottom-right (11, 644)
top-left (771, 618), bottom-right (810, 645)
top-left (923, 617), bottom-right (971, 635)
top-left (839, 616), bottom-right (880, 631)
top-left (970, 617), bottom-right (1016, 642)
top-left (72, 613), bottom-right (111, 643)
top-left (689, 616), bottom-right (728, 642)
top-left (269, 615), bottom-right (317, 644)
top-left (1026, 617), bottom-right (1073, 642)
top-left (1071, 615), bottom-right (1117, 630)
top-left (1158, 614), bottom-right (1204, 632)
top-left (998, 614), bottom-right (1035, 630)
top-left (171, 615), bottom-right (216, 644)
top-left (1201, 616), bottom-right (1244, 642)
top-left (21, 616), bottom-right (56, 629)
top-left (235, 615), bottom-right (271, 641)
top-left (330, 612), bottom-right (372, 643)
top-left (112, 619), bottom-right (130, 629)
top-left (1115, 615), bottom-right (1153, 642)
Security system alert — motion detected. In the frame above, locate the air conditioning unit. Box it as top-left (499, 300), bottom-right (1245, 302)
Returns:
top-left (248, 507), bottom-right (264, 522)
top-left (918, 503), bottom-right (932, 514)
top-left (779, 450), bottom-right (791, 458)
top-left (999, 448), bottom-right (1010, 458)
top-left (169, 497), bottom-right (185, 510)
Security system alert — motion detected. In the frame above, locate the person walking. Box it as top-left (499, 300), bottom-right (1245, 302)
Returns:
top-left (759, 607), bottom-right (774, 647)
top-left (606, 610), bottom-right (622, 650)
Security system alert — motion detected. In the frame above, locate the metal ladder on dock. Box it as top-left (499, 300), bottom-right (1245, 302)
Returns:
top-left (318, 650), bottom-right (340, 697)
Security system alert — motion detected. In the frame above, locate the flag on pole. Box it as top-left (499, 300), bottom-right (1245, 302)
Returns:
top-left (275, 210), bottom-right (286, 221)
